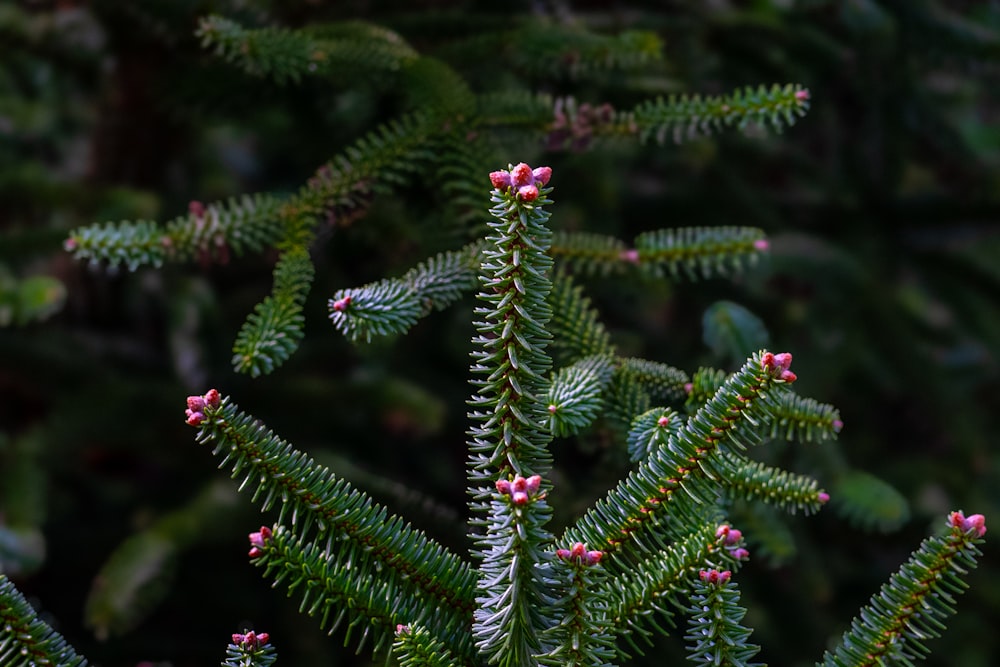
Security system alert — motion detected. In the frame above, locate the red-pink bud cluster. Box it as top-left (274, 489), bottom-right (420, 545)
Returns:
top-left (495, 474), bottom-right (542, 505)
top-left (761, 351), bottom-right (797, 383)
top-left (185, 388), bottom-right (221, 426)
top-left (232, 631), bottom-right (269, 649)
top-left (699, 569), bottom-right (732, 584)
top-left (556, 542), bottom-right (603, 566)
top-left (248, 525), bottom-right (273, 558)
top-left (489, 163), bottom-right (552, 202)
top-left (949, 511), bottom-right (987, 538)
top-left (395, 624), bottom-right (411, 636)
top-left (331, 295), bottom-right (352, 312)
top-left (716, 524), bottom-right (750, 561)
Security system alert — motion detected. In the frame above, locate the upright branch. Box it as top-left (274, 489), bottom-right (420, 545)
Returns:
top-left (468, 164), bottom-right (558, 666)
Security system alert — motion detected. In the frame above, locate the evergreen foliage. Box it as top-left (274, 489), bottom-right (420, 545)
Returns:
top-left (1, 3), bottom-right (996, 667)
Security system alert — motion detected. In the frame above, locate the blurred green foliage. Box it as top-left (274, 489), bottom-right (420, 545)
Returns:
top-left (1, 1), bottom-right (997, 666)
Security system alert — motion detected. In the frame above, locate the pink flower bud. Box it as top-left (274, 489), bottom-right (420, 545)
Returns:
top-left (331, 295), bottom-right (352, 312)
top-left (510, 163), bottom-right (533, 188)
top-left (490, 170), bottom-right (511, 189)
top-left (773, 352), bottom-right (793, 371)
top-left (817, 492), bottom-right (830, 504)
top-left (753, 239), bottom-right (769, 251)
top-left (548, 404), bottom-right (558, 413)
top-left (518, 184), bottom-right (539, 201)
top-left (715, 525), bottom-right (731, 539)
top-left (684, 382), bottom-right (693, 394)
top-left (531, 166), bottom-right (552, 186)
top-left (185, 409), bottom-right (204, 426)
top-left (249, 525), bottom-right (272, 548)
top-left (495, 479), bottom-right (511, 494)
top-left (795, 89), bottom-right (810, 101)
top-left (64, 237), bottom-right (78, 251)
top-left (570, 542), bottom-right (586, 559)
top-left (730, 547), bottom-right (750, 561)
top-left (832, 420), bottom-right (844, 433)
top-left (619, 248), bottom-right (640, 264)
top-left (585, 550), bottom-right (603, 565)
top-left (511, 491), bottom-right (528, 505)
top-left (396, 624), bottom-right (411, 635)
top-left (950, 511), bottom-right (987, 537)
top-left (187, 395), bottom-right (207, 412)
top-left (511, 476), bottom-right (527, 493)
top-left (779, 370), bottom-right (797, 383)
top-left (761, 352), bottom-right (776, 369)
top-left (248, 546), bottom-right (263, 558)
top-left (189, 200), bottom-right (205, 218)
top-left (556, 548), bottom-right (571, 559)
top-left (525, 475), bottom-right (541, 494)
top-left (724, 528), bottom-right (742, 545)
top-left (699, 569), bottom-right (732, 584)
top-left (657, 415), bottom-right (670, 427)
top-left (204, 388), bottom-right (221, 408)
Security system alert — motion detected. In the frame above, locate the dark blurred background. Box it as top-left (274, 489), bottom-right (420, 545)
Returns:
top-left (1, 1), bottom-right (998, 666)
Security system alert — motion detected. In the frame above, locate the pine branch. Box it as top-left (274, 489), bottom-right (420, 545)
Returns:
top-left (538, 544), bottom-right (616, 667)
top-left (564, 351), bottom-right (798, 567)
top-left (605, 358), bottom-right (689, 441)
top-left (196, 15), bottom-right (417, 85)
top-left (247, 525), bottom-right (475, 662)
top-left (608, 525), bottom-right (728, 656)
top-left (0, 575), bottom-right (88, 667)
top-left (622, 83), bottom-right (811, 144)
top-left (508, 22), bottom-right (663, 79)
top-left (467, 164), bottom-right (557, 667)
top-left (184, 390), bottom-right (477, 619)
top-left (65, 194), bottom-right (286, 271)
top-left (330, 242), bottom-right (481, 343)
top-left (545, 355), bottom-right (615, 438)
top-left (831, 470), bottom-right (911, 533)
top-left (720, 452), bottom-right (829, 514)
top-left (393, 624), bottom-right (470, 667)
top-left (224, 631), bottom-right (277, 667)
top-left (633, 226), bottom-right (769, 280)
top-left (685, 569), bottom-right (762, 667)
top-left (626, 407), bottom-right (683, 463)
top-left (819, 512), bottom-right (987, 667)
top-left (232, 244), bottom-right (315, 376)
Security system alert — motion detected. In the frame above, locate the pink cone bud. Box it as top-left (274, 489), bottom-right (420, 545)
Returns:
top-left (715, 525), bottom-right (731, 539)
top-left (511, 491), bottom-right (528, 505)
top-left (795, 89), bottom-right (810, 101)
top-left (532, 166), bottom-right (552, 186)
top-left (64, 237), bottom-right (78, 251)
top-left (730, 547), bottom-right (750, 560)
top-left (510, 163), bottom-right (533, 188)
top-left (753, 239), bottom-right (769, 251)
top-left (548, 404), bottom-right (558, 413)
top-left (657, 415), bottom-right (670, 427)
top-left (185, 410), bottom-right (204, 426)
top-left (684, 382), bottom-right (693, 394)
top-left (396, 624), bottom-right (411, 635)
top-left (619, 248), bottom-right (640, 264)
top-left (570, 542), bottom-right (586, 558)
top-left (818, 492), bottom-right (830, 504)
top-left (832, 420), bottom-right (844, 433)
top-left (518, 184), bottom-right (539, 201)
top-left (724, 528), bottom-right (742, 545)
top-left (773, 352), bottom-right (793, 371)
top-left (248, 546), bottom-right (263, 558)
top-left (495, 479), bottom-right (511, 495)
top-left (699, 569), bottom-right (732, 584)
top-left (585, 550), bottom-right (603, 565)
top-left (331, 295), bottom-right (352, 312)
top-left (511, 476), bottom-right (528, 493)
top-left (187, 395), bottom-right (207, 411)
top-left (249, 525), bottom-right (272, 549)
top-left (779, 370), bottom-right (797, 383)
top-left (189, 200), bottom-right (205, 218)
top-left (490, 170), bottom-right (511, 189)
top-left (204, 388), bottom-right (221, 408)
top-left (525, 475), bottom-right (541, 494)
top-left (761, 352), bottom-right (776, 369)
top-left (950, 511), bottom-right (987, 537)
top-left (556, 548), bottom-right (571, 559)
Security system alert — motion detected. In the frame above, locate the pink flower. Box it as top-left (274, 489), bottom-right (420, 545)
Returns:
top-left (496, 474), bottom-right (543, 505)
top-left (730, 547), bottom-right (750, 561)
top-left (495, 479), bottom-right (512, 494)
top-left (232, 631), bottom-right (269, 649)
top-left (657, 415), bottom-right (670, 427)
top-left (490, 171), bottom-right (511, 189)
top-left (187, 395), bottom-right (207, 412)
top-left (331, 295), bottom-right (352, 312)
top-left (248, 526), bottom-right (272, 556)
top-left (762, 351), bottom-right (796, 382)
top-left (556, 542), bottom-right (603, 566)
top-left (795, 89), bottom-right (810, 102)
top-left (185, 409), bottom-right (204, 426)
top-left (510, 163), bottom-right (534, 188)
top-left (817, 492), bottom-right (830, 504)
top-left (950, 511), bottom-right (987, 537)
top-left (699, 569), bottom-right (732, 584)
top-left (525, 475), bottom-right (541, 494)
top-left (518, 184), bottom-right (539, 201)
top-left (204, 389), bottom-right (221, 408)
top-left (532, 166), bottom-right (552, 186)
